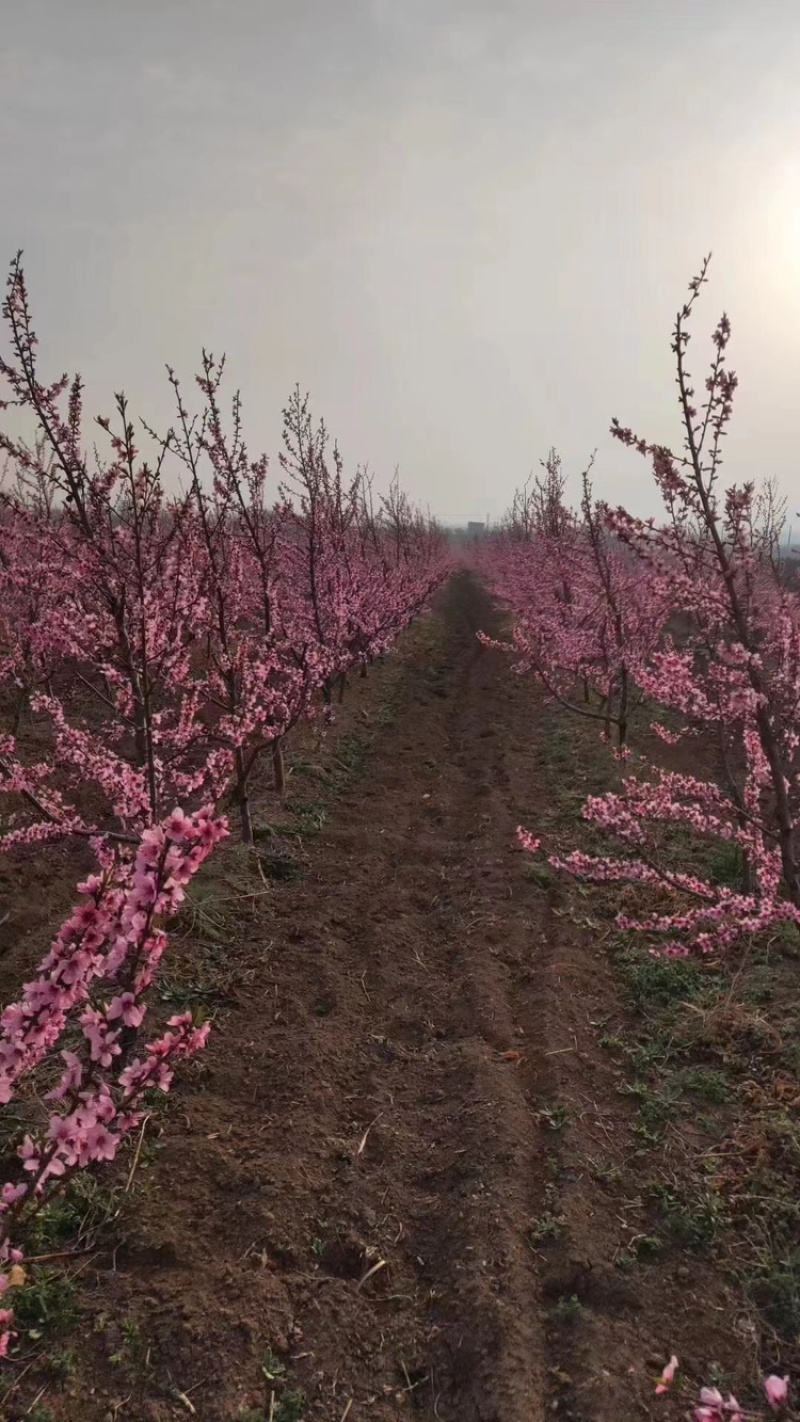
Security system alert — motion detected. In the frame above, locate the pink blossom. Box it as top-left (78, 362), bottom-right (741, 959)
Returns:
top-left (106, 992), bottom-right (146, 1027)
top-left (764, 1375), bottom-right (789, 1411)
top-left (655, 1355), bottom-right (679, 1394)
top-left (699, 1388), bottom-right (725, 1408)
top-left (85, 1123), bottom-right (117, 1162)
top-left (0, 1307), bottom-right (14, 1357)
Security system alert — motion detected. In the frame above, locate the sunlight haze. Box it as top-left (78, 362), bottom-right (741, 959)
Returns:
top-left (3, 0), bottom-right (800, 525)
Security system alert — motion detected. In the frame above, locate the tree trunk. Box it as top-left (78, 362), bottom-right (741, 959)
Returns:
top-left (234, 748), bottom-right (253, 844)
top-left (273, 739), bottom-right (286, 800)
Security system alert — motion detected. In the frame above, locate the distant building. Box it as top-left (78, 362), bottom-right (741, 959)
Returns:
top-left (466, 521), bottom-right (485, 536)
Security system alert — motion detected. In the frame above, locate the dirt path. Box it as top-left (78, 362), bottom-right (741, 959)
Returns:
top-left (26, 572), bottom-right (726, 1422)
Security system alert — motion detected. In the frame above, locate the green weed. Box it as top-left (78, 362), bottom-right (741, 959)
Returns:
top-left (526, 862), bottom-right (555, 890)
top-left (650, 1182), bottom-right (729, 1250)
top-left (534, 1103), bottom-right (569, 1131)
top-left (705, 841), bottom-right (745, 890)
top-left (548, 1294), bottom-right (582, 1324)
top-left (273, 1390), bottom-right (306, 1422)
top-left (620, 1080), bottom-right (678, 1141)
top-left (13, 1269), bottom-right (77, 1336)
top-left (47, 1346), bottom-right (77, 1381)
top-left (617, 948), bottom-right (715, 1015)
top-left (158, 976), bottom-right (219, 1009)
top-left (262, 1349), bottom-right (287, 1383)
top-left (598, 1032), bottom-right (625, 1052)
top-left (529, 1185), bottom-right (565, 1244)
top-left (257, 851), bottom-right (303, 882)
top-left (670, 1066), bottom-right (731, 1104)
top-left (743, 1250), bottom-right (800, 1339)
top-left (109, 1316), bottom-right (150, 1371)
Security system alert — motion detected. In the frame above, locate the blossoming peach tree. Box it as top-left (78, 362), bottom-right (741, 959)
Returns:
top-left (0, 252), bottom-right (450, 853)
top-left (0, 251), bottom-right (449, 1364)
top-left (475, 449), bottom-right (669, 747)
top-left (491, 257), bottom-right (800, 959)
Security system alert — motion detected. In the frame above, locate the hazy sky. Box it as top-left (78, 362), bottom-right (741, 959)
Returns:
top-left (3, 0), bottom-right (800, 526)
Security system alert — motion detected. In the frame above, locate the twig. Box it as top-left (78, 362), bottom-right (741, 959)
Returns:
top-left (18, 1247), bottom-right (93, 1265)
top-left (431, 1364), bottom-right (443, 1421)
top-left (357, 1113), bottom-right (382, 1157)
top-left (23, 1386), bottom-right (48, 1416)
top-left (68, 1251), bottom-right (101, 1283)
top-left (176, 1392), bottom-right (196, 1415)
top-left (124, 1114), bottom-right (151, 1193)
top-left (0, 1358), bottom-right (37, 1412)
top-left (400, 1363), bottom-right (430, 1394)
top-left (252, 847), bottom-right (271, 891)
top-left (357, 1258), bottom-right (387, 1291)
top-left (340, 1400), bottom-right (353, 1422)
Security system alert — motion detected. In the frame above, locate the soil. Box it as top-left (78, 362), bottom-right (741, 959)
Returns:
top-left (0, 573), bottom-right (766, 1421)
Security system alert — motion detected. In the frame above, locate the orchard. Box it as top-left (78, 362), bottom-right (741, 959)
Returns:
top-left (0, 256), bottom-right (797, 1420)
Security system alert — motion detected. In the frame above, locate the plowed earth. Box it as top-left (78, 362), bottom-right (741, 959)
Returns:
top-left (1, 573), bottom-right (749, 1422)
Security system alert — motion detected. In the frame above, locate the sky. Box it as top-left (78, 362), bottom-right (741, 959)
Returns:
top-left (3, 0), bottom-right (800, 528)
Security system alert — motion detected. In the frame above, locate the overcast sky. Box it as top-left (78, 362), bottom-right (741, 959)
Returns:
top-left (3, 0), bottom-right (800, 526)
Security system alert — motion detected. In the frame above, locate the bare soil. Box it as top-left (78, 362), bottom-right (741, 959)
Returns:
top-left (0, 572), bottom-right (782, 1421)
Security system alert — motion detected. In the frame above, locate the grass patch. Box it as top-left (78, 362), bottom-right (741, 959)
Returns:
top-left (620, 1080), bottom-right (679, 1143)
top-left (13, 1269), bottom-right (77, 1338)
top-left (526, 861), bottom-right (555, 890)
top-left (544, 700), bottom-right (800, 1369)
top-left (157, 975), bottom-right (222, 1009)
top-left (706, 840), bottom-right (746, 889)
top-left (670, 1065), bottom-right (732, 1104)
top-left (744, 1251), bottom-right (800, 1339)
top-left (649, 1180), bottom-right (730, 1251)
top-left (615, 944), bottom-right (718, 1015)
top-left (257, 850), bottom-right (304, 882)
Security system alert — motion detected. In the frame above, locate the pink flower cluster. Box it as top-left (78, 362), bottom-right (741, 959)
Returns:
top-left (0, 803), bottom-right (228, 1358)
top-left (655, 1354), bottom-right (789, 1418)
